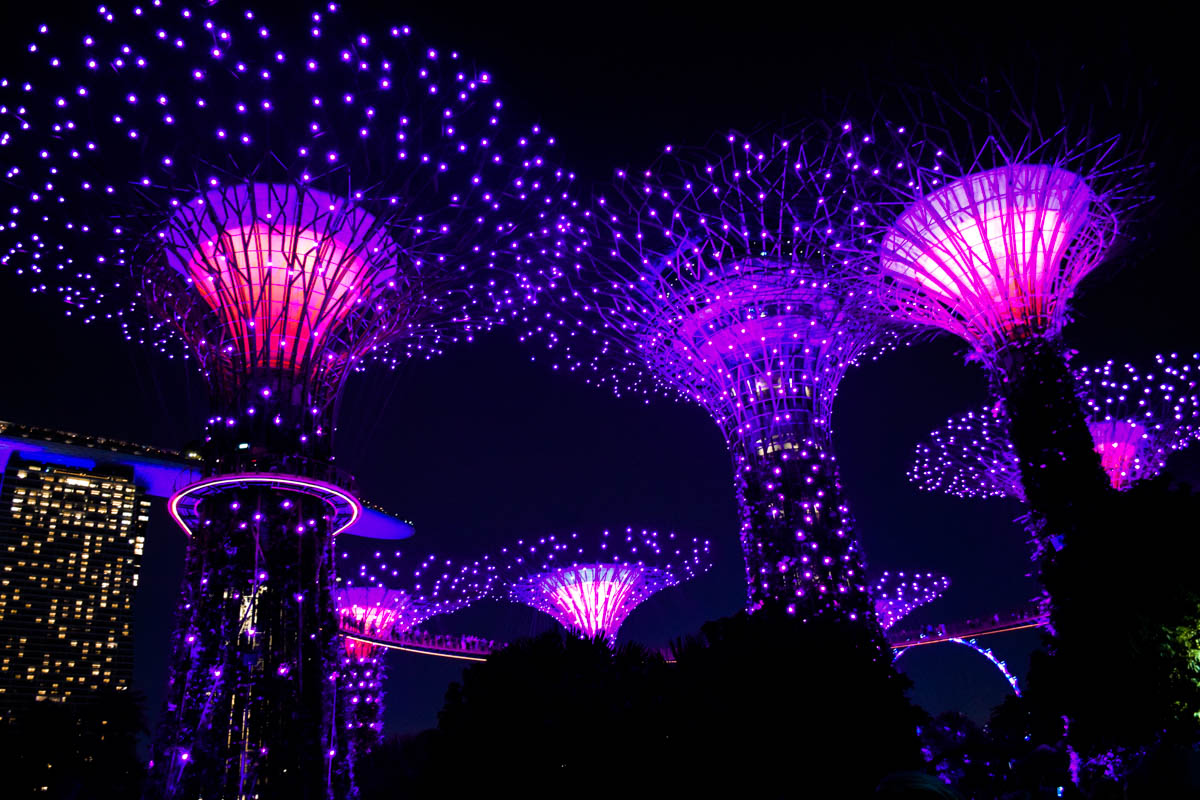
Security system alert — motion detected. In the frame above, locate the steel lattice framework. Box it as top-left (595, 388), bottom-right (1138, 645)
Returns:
top-left (498, 528), bottom-right (710, 642)
top-left (910, 353), bottom-right (1200, 499)
top-left (871, 570), bottom-right (951, 632)
top-left (524, 124), bottom-right (898, 617)
top-left (0, 5), bottom-right (571, 798)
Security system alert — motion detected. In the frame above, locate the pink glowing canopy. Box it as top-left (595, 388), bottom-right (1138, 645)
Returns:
top-left (160, 183), bottom-right (400, 376)
top-left (1089, 419), bottom-right (1148, 490)
top-left (880, 164), bottom-right (1109, 350)
top-left (512, 563), bottom-right (676, 642)
top-left (335, 587), bottom-right (418, 659)
top-left (499, 528), bottom-right (711, 641)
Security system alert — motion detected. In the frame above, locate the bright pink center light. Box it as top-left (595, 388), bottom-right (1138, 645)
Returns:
top-left (163, 184), bottom-right (397, 373)
top-left (1089, 419), bottom-right (1147, 490)
top-left (881, 165), bottom-right (1095, 338)
top-left (336, 587), bottom-right (414, 659)
top-left (533, 564), bottom-right (651, 641)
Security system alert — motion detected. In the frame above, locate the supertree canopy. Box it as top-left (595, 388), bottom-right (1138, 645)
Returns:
top-left (858, 87), bottom-right (1147, 529)
top-left (333, 547), bottom-right (495, 780)
top-left (0, 5), bottom-right (571, 799)
top-left (871, 570), bottom-right (950, 632)
top-left (497, 528), bottom-right (710, 642)
top-left (910, 353), bottom-right (1200, 499)
top-left (525, 124), bottom-right (899, 618)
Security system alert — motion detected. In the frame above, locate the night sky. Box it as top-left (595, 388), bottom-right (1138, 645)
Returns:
top-left (1, 2), bottom-right (1196, 739)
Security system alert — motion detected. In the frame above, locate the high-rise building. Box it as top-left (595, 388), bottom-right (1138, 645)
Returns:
top-left (0, 455), bottom-right (150, 713)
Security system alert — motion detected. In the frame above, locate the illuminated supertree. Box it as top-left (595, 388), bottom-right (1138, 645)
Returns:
top-left (333, 547), bottom-right (495, 779)
top-left (497, 528), bottom-right (710, 643)
top-left (528, 124), bottom-right (898, 618)
top-left (858, 88), bottom-right (1147, 541)
top-left (871, 570), bottom-right (950, 632)
top-left (910, 353), bottom-right (1200, 499)
top-left (0, 6), bottom-right (570, 798)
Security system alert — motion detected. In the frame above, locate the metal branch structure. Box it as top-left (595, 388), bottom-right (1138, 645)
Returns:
top-left (911, 353), bottom-right (1200, 499)
top-left (498, 528), bottom-right (710, 642)
top-left (0, 6), bottom-right (571, 798)
top-left (526, 124), bottom-right (898, 618)
top-left (860, 89), bottom-right (1145, 365)
top-left (871, 571), bottom-right (951, 632)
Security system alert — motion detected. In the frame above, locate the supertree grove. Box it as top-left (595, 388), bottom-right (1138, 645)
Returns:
top-left (0, 5), bottom-right (571, 798)
top-left (910, 353), bottom-right (1200, 499)
top-left (870, 570), bottom-right (950, 632)
top-left (497, 527), bottom-right (710, 642)
top-left (858, 88), bottom-right (1147, 544)
top-left (527, 124), bottom-right (899, 618)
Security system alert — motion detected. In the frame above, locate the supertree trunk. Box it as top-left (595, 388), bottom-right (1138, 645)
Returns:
top-left (994, 339), bottom-right (1111, 539)
top-left (340, 644), bottom-right (388, 794)
top-left (992, 339), bottom-right (1113, 632)
top-left (731, 436), bottom-right (872, 623)
top-left (146, 487), bottom-right (348, 800)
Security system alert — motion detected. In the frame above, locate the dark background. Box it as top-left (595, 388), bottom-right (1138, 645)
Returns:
top-left (0, 1), bottom-right (1196, 737)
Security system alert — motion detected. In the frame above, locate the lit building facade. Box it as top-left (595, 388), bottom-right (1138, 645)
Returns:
top-left (0, 455), bottom-right (150, 713)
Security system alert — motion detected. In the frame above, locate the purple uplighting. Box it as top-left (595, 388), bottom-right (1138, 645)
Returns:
top-left (0, 4), bottom-right (572, 797)
top-left (499, 528), bottom-right (710, 642)
top-left (523, 124), bottom-right (899, 619)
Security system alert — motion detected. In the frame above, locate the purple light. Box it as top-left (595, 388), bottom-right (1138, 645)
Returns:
top-left (870, 570), bottom-right (951, 632)
top-left (862, 103), bottom-right (1144, 363)
top-left (499, 528), bottom-right (710, 642)
top-left (520, 123), bottom-right (893, 616)
top-left (910, 353), bottom-right (1200, 499)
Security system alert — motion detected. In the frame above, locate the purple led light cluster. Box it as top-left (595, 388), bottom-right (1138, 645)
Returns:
top-left (335, 545), bottom-right (498, 640)
top-left (497, 527), bottom-right (711, 642)
top-left (870, 570), bottom-right (951, 632)
top-left (331, 552), bottom-right (496, 776)
top-left (910, 353), bottom-right (1200, 499)
top-left (524, 124), bottom-right (898, 617)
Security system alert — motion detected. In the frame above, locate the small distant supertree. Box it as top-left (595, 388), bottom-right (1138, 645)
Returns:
top-left (871, 571), bottom-right (950, 632)
top-left (529, 123), bottom-right (898, 619)
top-left (858, 86), bottom-right (1148, 535)
top-left (497, 528), bottom-right (710, 643)
top-left (333, 546), bottom-right (495, 782)
top-left (0, 7), bottom-right (570, 798)
top-left (910, 353), bottom-right (1200, 499)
